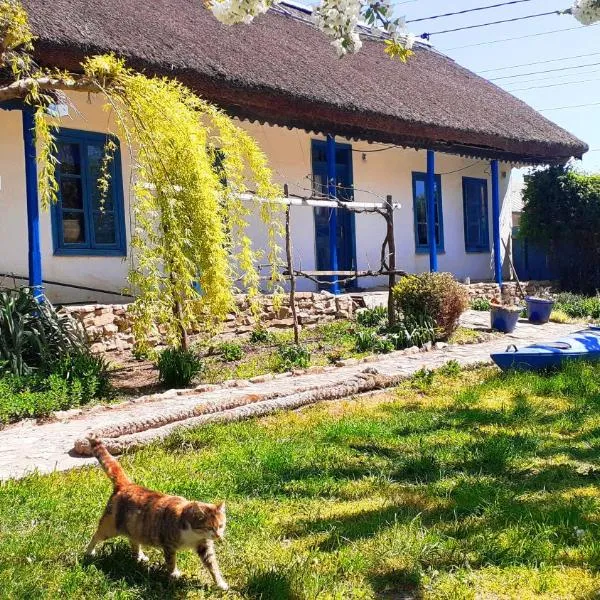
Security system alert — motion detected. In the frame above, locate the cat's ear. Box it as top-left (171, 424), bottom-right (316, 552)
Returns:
top-left (216, 502), bottom-right (226, 514)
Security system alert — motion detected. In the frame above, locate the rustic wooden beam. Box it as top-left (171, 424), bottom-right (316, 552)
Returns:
top-left (0, 76), bottom-right (101, 102)
top-left (386, 195), bottom-right (397, 327)
top-left (284, 185), bottom-right (300, 344)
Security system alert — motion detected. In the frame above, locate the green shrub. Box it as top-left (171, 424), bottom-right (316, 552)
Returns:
top-left (0, 287), bottom-right (85, 376)
top-left (47, 349), bottom-right (113, 404)
top-left (275, 344), bottom-right (311, 372)
top-left (393, 272), bottom-right (468, 340)
top-left (156, 347), bottom-right (203, 388)
top-left (554, 292), bottom-right (600, 319)
top-left (470, 298), bottom-right (491, 311)
top-left (354, 329), bottom-right (379, 352)
top-left (387, 313), bottom-right (436, 350)
top-left (412, 367), bottom-right (435, 391)
top-left (519, 166), bottom-right (600, 293)
top-left (356, 306), bottom-right (388, 328)
top-left (438, 360), bottom-right (462, 377)
top-left (132, 343), bottom-right (157, 361)
top-left (249, 327), bottom-right (272, 344)
top-left (0, 367), bottom-right (112, 425)
top-left (218, 341), bottom-right (243, 362)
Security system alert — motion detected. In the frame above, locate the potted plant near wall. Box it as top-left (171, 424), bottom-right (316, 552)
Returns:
top-left (490, 301), bottom-right (522, 333)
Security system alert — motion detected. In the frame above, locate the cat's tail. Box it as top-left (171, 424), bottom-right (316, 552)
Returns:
top-left (88, 436), bottom-right (130, 489)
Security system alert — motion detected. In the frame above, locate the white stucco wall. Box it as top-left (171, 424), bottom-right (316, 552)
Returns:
top-left (0, 94), bottom-right (132, 303)
top-left (242, 121), bottom-right (512, 292)
top-left (0, 93), bottom-right (513, 302)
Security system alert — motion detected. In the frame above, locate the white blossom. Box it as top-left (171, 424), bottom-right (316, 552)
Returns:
top-left (211, 0), bottom-right (279, 26)
top-left (210, 0), bottom-right (413, 58)
top-left (570, 0), bottom-right (600, 25)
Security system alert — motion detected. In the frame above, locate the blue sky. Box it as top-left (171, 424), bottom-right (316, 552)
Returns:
top-left (396, 0), bottom-right (600, 172)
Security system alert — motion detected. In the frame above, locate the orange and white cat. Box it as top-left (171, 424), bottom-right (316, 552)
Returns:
top-left (86, 437), bottom-right (229, 590)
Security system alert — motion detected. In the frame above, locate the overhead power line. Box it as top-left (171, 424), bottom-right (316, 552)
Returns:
top-left (421, 10), bottom-right (563, 38)
top-left (490, 61), bottom-right (600, 81)
top-left (407, 0), bottom-right (537, 23)
top-left (479, 51), bottom-right (600, 73)
top-left (443, 24), bottom-right (597, 51)
top-left (539, 101), bottom-right (600, 111)
top-left (507, 76), bottom-right (600, 92)
top-left (496, 67), bottom-right (600, 86)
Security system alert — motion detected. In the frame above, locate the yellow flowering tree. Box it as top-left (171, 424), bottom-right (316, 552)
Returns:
top-left (0, 0), bottom-right (283, 351)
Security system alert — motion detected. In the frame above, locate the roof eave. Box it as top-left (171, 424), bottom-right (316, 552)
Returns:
top-left (32, 41), bottom-right (588, 165)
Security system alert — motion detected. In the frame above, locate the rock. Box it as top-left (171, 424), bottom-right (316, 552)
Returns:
top-left (270, 318), bottom-right (295, 328)
top-left (249, 374), bottom-right (275, 383)
top-left (435, 342), bottom-right (448, 350)
top-left (93, 312), bottom-right (116, 327)
top-left (337, 358), bottom-right (359, 367)
top-left (194, 384), bottom-right (219, 393)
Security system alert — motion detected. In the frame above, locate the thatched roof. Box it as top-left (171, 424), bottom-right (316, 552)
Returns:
top-left (22, 0), bottom-right (588, 163)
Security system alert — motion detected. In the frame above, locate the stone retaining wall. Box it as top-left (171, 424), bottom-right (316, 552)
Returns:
top-left (62, 292), bottom-right (355, 354)
top-left (465, 280), bottom-right (555, 305)
top-left (63, 280), bottom-right (556, 354)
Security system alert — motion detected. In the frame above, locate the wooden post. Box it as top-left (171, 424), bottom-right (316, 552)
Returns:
top-left (284, 184), bottom-right (300, 344)
top-left (386, 195), bottom-right (397, 327)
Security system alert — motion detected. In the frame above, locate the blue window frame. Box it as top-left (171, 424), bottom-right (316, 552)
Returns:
top-left (463, 177), bottom-right (490, 253)
top-left (412, 172), bottom-right (444, 253)
top-left (51, 128), bottom-right (126, 256)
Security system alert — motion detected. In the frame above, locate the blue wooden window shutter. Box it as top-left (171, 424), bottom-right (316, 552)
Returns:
top-left (412, 172), bottom-right (444, 253)
top-left (51, 128), bottom-right (126, 256)
top-left (463, 177), bottom-right (490, 253)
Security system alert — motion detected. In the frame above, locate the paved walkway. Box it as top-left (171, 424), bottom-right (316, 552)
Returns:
top-left (0, 313), bottom-right (584, 481)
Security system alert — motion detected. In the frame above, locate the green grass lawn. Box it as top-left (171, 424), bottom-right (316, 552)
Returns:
top-left (3, 363), bottom-right (600, 599)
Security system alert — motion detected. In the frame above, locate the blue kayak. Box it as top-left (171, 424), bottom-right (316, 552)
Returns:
top-left (491, 327), bottom-right (600, 371)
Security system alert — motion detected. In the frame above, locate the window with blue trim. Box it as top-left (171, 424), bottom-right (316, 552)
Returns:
top-left (463, 177), bottom-right (490, 253)
top-left (412, 172), bottom-right (444, 253)
top-left (51, 129), bottom-right (126, 256)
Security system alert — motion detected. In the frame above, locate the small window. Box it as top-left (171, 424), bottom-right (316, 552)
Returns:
top-left (51, 129), bottom-right (126, 256)
top-left (463, 177), bottom-right (490, 253)
top-left (412, 172), bottom-right (444, 253)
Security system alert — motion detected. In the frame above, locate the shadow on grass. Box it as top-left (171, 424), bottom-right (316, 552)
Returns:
top-left (84, 542), bottom-right (199, 599)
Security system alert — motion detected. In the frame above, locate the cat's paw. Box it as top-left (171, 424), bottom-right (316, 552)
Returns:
top-left (216, 580), bottom-right (229, 591)
top-left (170, 568), bottom-right (182, 579)
top-left (86, 548), bottom-right (97, 557)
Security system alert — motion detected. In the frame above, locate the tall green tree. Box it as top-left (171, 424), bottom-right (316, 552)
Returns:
top-left (0, 1), bottom-right (283, 350)
top-left (520, 165), bottom-right (600, 293)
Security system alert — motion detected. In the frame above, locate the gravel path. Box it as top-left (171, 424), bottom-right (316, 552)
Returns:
top-left (0, 313), bottom-right (584, 481)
